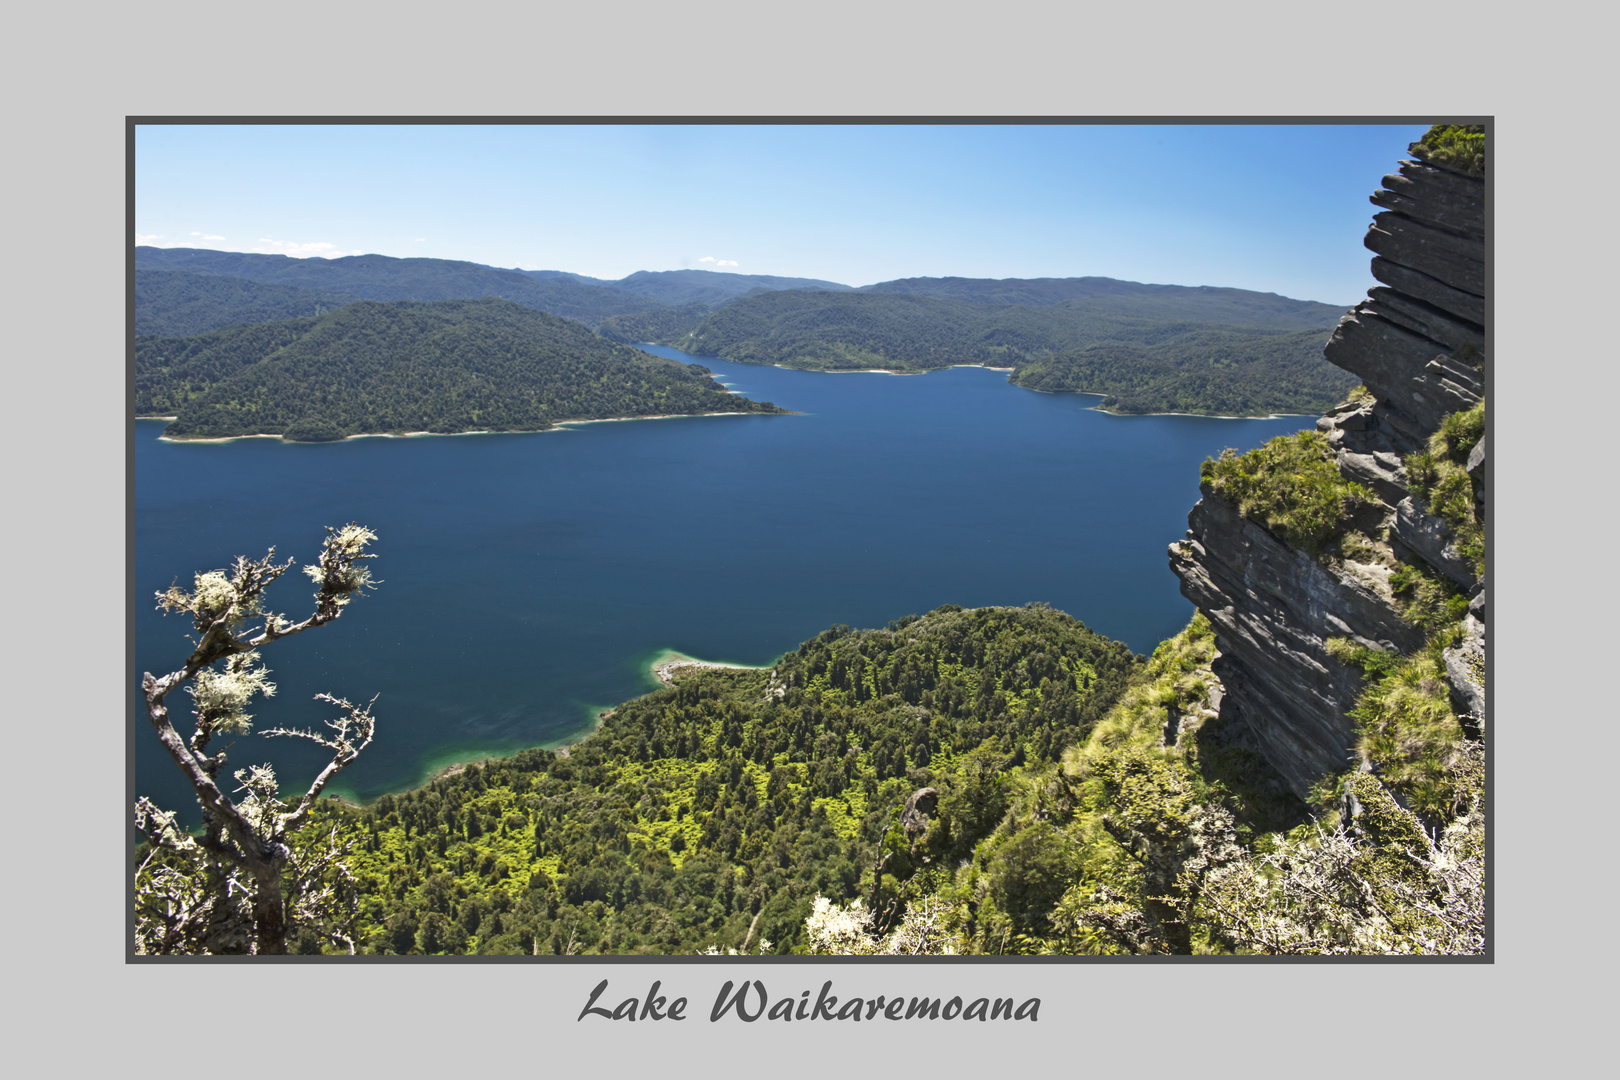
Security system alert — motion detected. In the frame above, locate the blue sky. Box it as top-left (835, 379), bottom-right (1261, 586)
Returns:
top-left (136, 123), bottom-right (1430, 306)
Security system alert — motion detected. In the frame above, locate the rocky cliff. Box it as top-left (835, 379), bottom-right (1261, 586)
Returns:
top-left (1169, 139), bottom-right (1487, 799)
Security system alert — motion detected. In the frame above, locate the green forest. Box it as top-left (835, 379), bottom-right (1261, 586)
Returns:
top-left (667, 289), bottom-right (1354, 416)
top-left (284, 603), bottom-right (1147, 955)
top-left (136, 298), bottom-right (785, 441)
top-left (1010, 326), bottom-right (1351, 415)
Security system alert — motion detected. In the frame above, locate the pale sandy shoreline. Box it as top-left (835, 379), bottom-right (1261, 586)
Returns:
top-left (650, 651), bottom-right (771, 687)
top-left (142, 410), bottom-right (769, 444)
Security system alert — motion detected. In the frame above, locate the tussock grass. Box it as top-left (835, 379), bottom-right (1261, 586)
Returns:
top-left (1405, 401), bottom-right (1485, 576)
top-left (1410, 124), bottom-right (1486, 177)
top-left (1201, 431), bottom-right (1377, 558)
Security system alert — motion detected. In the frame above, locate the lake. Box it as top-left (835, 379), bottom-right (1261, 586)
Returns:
top-left (133, 348), bottom-right (1313, 817)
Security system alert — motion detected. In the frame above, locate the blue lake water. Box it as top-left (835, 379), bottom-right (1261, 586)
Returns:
top-left (134, 349), bottom-right (1313, 817)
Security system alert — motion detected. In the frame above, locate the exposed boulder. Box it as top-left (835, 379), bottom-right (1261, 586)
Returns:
top-left (900, 786), bottom-right (938, 840)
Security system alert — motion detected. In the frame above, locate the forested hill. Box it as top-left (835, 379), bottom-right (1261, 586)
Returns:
top-left (860, 275), bottom-right (1350, 327)
top-left (298, 603), bottom-right (1142, 955)
top-left (135, 247), bottom-right (667, 328)
top-left (671, 288), bottom-right (1356, 415)
top-left (1010, 326), bottom-right (1350, 415)
top-left (137, 297), bottom-right (786, 442)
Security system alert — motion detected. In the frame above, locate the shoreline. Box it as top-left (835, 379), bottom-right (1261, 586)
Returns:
top-left (650, 651), bottom-right (771, 686)
top-left (142, 409), bottom-right (779, 444)
top-left (312, 650), bottom-right (773, 809)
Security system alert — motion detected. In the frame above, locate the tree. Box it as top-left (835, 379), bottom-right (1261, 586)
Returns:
top-left (135, 523), bottom-right (380, 955)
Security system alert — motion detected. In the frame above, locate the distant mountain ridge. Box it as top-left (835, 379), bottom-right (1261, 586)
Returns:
top-left (860, 275), bottom-right (1350, 326)
top-left (135, 247), bottom-right (663, 328)
top-left (132, 249), bottom-right (1356, 416)
top-left (135, 269), bottom-right (363, 336)
top-left (509, 267), bottom-right (853, 309)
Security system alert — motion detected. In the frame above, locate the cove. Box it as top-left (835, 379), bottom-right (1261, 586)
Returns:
top-left (133, 349), bottom-right (1313, 819)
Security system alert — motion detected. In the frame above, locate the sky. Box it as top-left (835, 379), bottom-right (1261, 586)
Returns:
top-left (135, 122), bottom-right (1432, 306)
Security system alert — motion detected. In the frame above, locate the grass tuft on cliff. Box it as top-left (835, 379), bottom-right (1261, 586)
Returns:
top-left (1201, 431), bottom-right (1377, 558)
top-left (1404, 401), bottom-right (1486, 576)
top-left (1410, 124), bottom-right (1486, 178)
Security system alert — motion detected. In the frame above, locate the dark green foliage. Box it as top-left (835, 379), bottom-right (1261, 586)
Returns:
top-left (136, 270), bottom-right (361, 337)
top-left (1200, 432), bottom-right (1377, 556)
top-left (316, 604), bottom-right (1140, 954)
top-left (1012, 327), bottom-right (1356, 416)
top-left (596, 303), bottom-right (710, 345)
top-left (135, 317), bottom-right (322, 416)
top-left (138, 298), bottom-right (785, 440)
top-left (1410, 124), bottom-right (1486, 177)
top-left (674, 285), bottom-right (1350, 416)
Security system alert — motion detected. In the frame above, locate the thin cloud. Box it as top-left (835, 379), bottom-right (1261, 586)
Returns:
top-left (698, 255), bottom-right (739, 267)
top-left (190, 232), bottom-right (227, 241)
top-left (252, 238), bottom-right (363, 259)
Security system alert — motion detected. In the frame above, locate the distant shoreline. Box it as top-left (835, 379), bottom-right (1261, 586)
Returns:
top-left (139, 409), bottom-right (776, 444)
top-left (669, 357), bottom-right (1317, 419)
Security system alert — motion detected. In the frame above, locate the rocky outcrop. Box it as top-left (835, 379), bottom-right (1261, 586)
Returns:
top-left (1169, 148), bottom-right (1486, 799)
top-left (1169, 496), bottom-right (1425, 794)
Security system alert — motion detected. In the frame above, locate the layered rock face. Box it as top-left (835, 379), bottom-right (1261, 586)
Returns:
top-left (1169, 151), bottom-right (1486, 798)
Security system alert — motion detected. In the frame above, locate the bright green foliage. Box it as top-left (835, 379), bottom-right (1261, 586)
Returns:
top-left (1405, 401), bottom-right (1486, 575)
top-left (1410, 124), bottom-right (1486, 177)
top-left (1338, 642), bottom-right (1470, 825)
top-left (313, 604), bottom-right (1139, 955)
top-left (1390, 563), bottom-right (1470, 635)
top-left (1201, 431), bottom-right (1377, 556)
top-left (924, 615), bottom-right (1306, 955)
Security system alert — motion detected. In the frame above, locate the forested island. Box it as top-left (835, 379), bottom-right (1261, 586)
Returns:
top-left (136, 297), bottom-right (785, 441)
